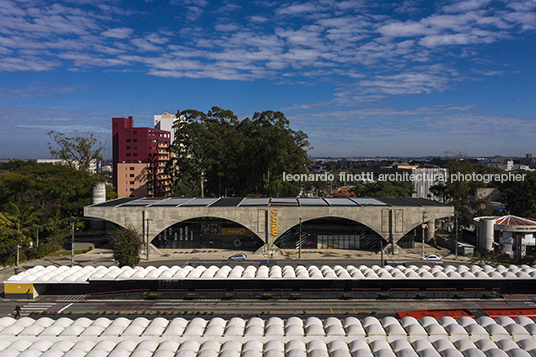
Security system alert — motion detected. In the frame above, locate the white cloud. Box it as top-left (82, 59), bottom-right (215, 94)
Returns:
top-left (101, 27), bottom-right (134, 39)
top-left (276, 3), bottom-right (320, 16)
top-left (131, 38), bottom-right (164, 52)
top-left (249, 15), bottom-right (269, 23)
top-left (0, 0), bottom-right (534, 105)
top-left (215, 23), bottom-right (241, 32)
top-left (216, 2), bottom-right (241, 13)
top-left (0, 57), bottom-right (59, 71)
top-left (441, 0), bottom-right (492, 13)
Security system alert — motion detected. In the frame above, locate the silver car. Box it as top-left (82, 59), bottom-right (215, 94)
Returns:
top-left (228, 253), bottom-right (247, 261)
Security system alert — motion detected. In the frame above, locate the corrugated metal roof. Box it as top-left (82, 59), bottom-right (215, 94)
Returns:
top-left (495, 215), bottom-right (536, 226)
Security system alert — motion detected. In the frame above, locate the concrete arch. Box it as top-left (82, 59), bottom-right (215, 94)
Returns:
top-left (297, 215), bottom-right (385, 237)
top-left (84, 205), bottom-right (266, 246)
top-left (151, 216), bottom-right (264, 244)
top-left (275, 215), bottom-right (385, 241)
top-left (274, 216), bottom-right (386, 250)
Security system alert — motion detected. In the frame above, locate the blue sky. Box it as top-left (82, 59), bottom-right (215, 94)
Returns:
top-left (1, 0), bottom-right (536, 159)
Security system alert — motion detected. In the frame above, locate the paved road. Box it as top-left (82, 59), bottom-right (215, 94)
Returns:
top-left (2, 298), bottom-right (535, 319)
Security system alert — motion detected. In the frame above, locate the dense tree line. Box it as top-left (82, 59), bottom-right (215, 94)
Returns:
top-left (0, 160), bottom-right (116, 265)
top-left (167, 107), bottom-right (311, 197)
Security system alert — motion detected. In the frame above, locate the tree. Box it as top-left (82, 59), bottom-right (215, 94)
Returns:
top-left (108, 227), bottom-right (143, 267)
top-left (428, 151), bottom-right (505, 227)
top-left (168, 107), bottom-right (311, 197)
top-left (47, 130), bottom-right (105, 172)
top-left (0, 161), bottom-right (102, 220)
top-left (500, 171), bottom-right (536, 219)
top-left (351, 181), bottom-right (414, 197)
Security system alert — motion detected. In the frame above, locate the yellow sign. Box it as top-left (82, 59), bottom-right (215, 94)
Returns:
top-left (4, 283), bottom-right (34, 294)
top-left (221, 227), bottom-right (253, 236)
top-left (271, 208), bottom-right (278, 236)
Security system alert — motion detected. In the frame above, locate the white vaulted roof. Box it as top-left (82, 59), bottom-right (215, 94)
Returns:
top-left (6, 264), bottom-right (536, 284)
top-left (1, 315), bottom-right (536, 357)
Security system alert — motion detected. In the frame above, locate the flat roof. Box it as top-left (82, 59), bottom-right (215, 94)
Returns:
top-left (90, 197), bottom-right (450, 209)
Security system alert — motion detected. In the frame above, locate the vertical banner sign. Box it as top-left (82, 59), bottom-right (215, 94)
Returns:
top-left (271, 208), bottom-right (278, 237)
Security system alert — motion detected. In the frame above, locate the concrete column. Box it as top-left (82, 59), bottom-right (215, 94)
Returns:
top-left (425, 220), bottom-right (435, 242)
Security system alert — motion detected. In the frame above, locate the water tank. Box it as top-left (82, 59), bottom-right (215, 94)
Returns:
top-left (93, 182), bottom-right (106, 205)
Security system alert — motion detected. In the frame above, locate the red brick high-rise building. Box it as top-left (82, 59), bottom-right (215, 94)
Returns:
top-left (112, 116), bottom-right (172, 197)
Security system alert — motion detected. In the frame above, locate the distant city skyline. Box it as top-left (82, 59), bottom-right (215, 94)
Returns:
top-left (1, 0), bottom-right (536, 159)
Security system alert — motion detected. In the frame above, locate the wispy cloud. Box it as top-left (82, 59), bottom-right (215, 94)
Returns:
top-left (101, 27), bottom-right (134, 39)
top-left (287, 104), bottom-right (536, 156)
top-left (0, 83), bottom-right (77, 98)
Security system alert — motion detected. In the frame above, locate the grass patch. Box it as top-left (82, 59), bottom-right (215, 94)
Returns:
top-left (45, 250), bottom-right (87, 257)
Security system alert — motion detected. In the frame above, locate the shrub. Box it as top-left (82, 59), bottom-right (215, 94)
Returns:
top-left (107, 227), bottom-right (143, 267)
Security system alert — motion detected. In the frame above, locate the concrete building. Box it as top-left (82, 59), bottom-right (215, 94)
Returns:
top-left (380, 164), bottom-right (448, 200)
top-left (474, 215), bottom-right (536, 259)
top-left (112, 116), bottom-right (172, 198)
top-left (154, 112), bottom-right (185, 144)
top-left (85, 196), bottom-right (454, 255)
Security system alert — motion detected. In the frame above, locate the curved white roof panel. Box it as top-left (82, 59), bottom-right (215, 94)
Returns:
top-left (2, 315), bottom-right (536, 357)
top-left (7, 264), bottom-right (536, 284)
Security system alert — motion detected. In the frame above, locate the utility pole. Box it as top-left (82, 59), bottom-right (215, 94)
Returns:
top-left (422, 211), bottom-right (428, 259)
top-left (16, 222), bottom-right (20, 266)
top-left (455, 215), bottom-right (459, 260)
top-left (71, 219), bottom-right (75, 267)
top-left (380, 239), bottom-right (384, 268)
top-left (36, 227), bottom-right (39, 248)
top-left (200, 172), bottom-right (204, 198)
top-left (299, 218), bottom-right (302, 259)
top-left (146, 218), bottom-right (152, 261)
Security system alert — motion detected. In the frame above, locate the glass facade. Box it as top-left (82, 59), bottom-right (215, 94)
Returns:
top-left (274, 217), bottom-right (413, 251)
top-left (151, 217), bottom-right (265, 250)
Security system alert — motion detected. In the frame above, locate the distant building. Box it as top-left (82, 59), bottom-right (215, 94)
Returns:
top-left (380, 163), bottom-right (448, 200)
top-left (521, 154), bottom-right (536, 169)
top-left (487, 155), bottom-right (534, 171)
top-left (474, 215), bottom-right (536, 259)
top-left (36, 158), bottom-right (98, 173)
top-left (112, 116), bottom-right (172, 198)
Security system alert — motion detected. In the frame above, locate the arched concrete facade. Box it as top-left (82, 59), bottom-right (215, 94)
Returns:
top-left (84, 197), bottom-right (453, 253)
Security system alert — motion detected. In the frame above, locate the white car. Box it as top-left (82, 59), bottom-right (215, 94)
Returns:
top-left (228, 253), bottom-right (247, 261)
top-left (420, 254), bottom-right (442, 261)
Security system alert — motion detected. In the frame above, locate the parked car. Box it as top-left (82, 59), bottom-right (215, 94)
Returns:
top-left (228, 253), bottom-right (247, 261)
top-left (420, 254), bottom-right (442, 261)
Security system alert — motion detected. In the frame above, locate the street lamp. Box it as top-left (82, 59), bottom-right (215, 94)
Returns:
top-left (422, 211), bottom-right (428, 259)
